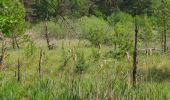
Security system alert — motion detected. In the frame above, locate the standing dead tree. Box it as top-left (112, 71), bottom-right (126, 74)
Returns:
top-left (38, 49), bottom-right (43, 77)
top-left (17, 58), bottom-right (21, 82)
top-left (45, 19), bottom-right (53, 50)
top-left (132, 25), bottom-right (138, 86)
top-left (163, 19), bottom-right (167, 52)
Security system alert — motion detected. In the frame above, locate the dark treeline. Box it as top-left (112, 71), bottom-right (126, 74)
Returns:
top-left (21, 0), bottom-right (158, 21)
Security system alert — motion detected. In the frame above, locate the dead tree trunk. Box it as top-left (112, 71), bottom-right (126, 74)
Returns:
top-left (161, 27), bottom-right (164, 52)
top-left (132, 25), bottom-right (138, 86)
top-left (163, 20), bottom-right (167, 52)
top-left (38, 49), bottom-right (43, 76)
top-left (12, 32), bottom-right (16, 49)
top-left (45, 19), bottom-right (53, 50)
top-left (17, 58), bottom-right (20, 82)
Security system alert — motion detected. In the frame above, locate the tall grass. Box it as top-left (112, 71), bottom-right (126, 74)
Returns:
top-left (0, 40), bottom-right (169, 99)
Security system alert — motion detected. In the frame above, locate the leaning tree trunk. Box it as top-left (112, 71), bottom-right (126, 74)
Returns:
top-left (45, 19), bottom-right (52, 50)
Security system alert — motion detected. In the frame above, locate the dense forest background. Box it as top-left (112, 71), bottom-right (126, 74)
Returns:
top-left (22, 0), bottom-right (168, 20)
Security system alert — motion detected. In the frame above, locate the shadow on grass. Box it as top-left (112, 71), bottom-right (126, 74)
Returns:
top-left (144, 67), bottom-right (170, 82)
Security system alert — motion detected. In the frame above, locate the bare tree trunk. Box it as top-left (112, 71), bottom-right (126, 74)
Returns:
top-left (12, 32), bottom-right (16, 49)
top-left (17, 58), bottom-right (20, 82)
top-left (38, 49), bottom-right (43, 76)
top-left (161, 27), bottom-right (164, 52)
top-left (163, 20), bottom-right (167, 52)
top-left (132, 25), bottom-right (138, 86)
top-left (45, 20), bottom-right (52, 50)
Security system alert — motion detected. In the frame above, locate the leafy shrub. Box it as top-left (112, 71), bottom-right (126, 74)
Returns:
top-left (74, 51), bottom-right (88, 74)
top-left (77, 16), bottom-right (114, 46)
top-left (59, 48), bottom-right (72, 70)
top-left (32, 21), bottom-right (67, 39)
top-left (24, 41), bottom-right (37, 58)
top-left (86, 28), bottom-right (105, 46)
top-left (135, 15), bottom-right (155, 43)
top-left (107, 11), bottom-right (133, 25)
top-left (105, 42), bottom-right (133, 59)
top-left (91, 48), bottom-right (100, 62)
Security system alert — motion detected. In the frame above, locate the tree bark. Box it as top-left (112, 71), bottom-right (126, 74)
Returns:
top-left (132, 25), bottom-right (138, 86)
top-left (161, 27), bottom-right (164, 52)
top-left (163, 20), bottom-right (167, 52)
top-left (17, 58), bottom-right (20, 82)
top-left (45, 20), bottom-right (52, 50)
top-left (38, 49), bottom-right (43, 76)
top-left (12, 32), bottom-right (16, 49)
top-left (14, 32), bottom-right (19, 49)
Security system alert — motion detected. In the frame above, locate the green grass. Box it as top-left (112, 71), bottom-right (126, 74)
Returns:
top-left (0, 39), bottom-right (169, 100)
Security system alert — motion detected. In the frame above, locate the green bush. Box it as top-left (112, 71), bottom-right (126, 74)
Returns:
top-left (105, 42), bottom-right (133, 59)
top-left (77, 16), bottom-right (114, 46)
top-left (32, 21), bottom-right (67, 39)
top-left (91, 48), bottom-right (101, 62)
top-left (107, 11), bottom-right (133, 25)
top-left (74, 51), bottom-right (88, 74)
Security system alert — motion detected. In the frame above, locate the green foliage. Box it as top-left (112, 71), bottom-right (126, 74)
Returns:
top-left (32, 21), bottom-right (67, 39)
top-left (78, 16), bottom-right (114, 46)
top-left (0, 40), bottom-right (169, 99)
top-left (24, 41), bottom-right (37, 58)
top-left (107, 12), bottom-right (133, 55)
top-left (91, 48), bottom-right (100, 62)
top-left (136, 15), bottom-right (154, 41)
top-left (31, 0), bottom-right (57, 19)
top-left (120, 0), bottom-right (153, 16)
top-left (107, 11), bottom-right (133, 25)
top-left (59, 48), bottom-right (71, 70)
top-left (0, 0), bottom-right (25, 36)
top-left (92, 0), bottom-right (117, 17)
top-left (105, 42), bottom-right (133, 59)
top-left (70, 0), bottom-right (87, 17)
top-left (86, 28), bottom-right (105, 46)
top-left (108, 12), bottom-right (133, 45)
top-left (0, 16), bottom-right (16, 36)
top-left (74, 51), bottom-right (88, 74)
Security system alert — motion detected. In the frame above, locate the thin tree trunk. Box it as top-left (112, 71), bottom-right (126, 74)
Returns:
top-left (161, 27), bottom-right (164, 52)
top-left (132, 25), bottom-right (138, 86)
top-left (14, 32), bottom-right (19, 49)
top-left (45, 19), bottom-right (51, 50)
top-left (163, 20), bottom-right (167, 52)
top-left (17, 58), bottom-right (20, 82)
top-left (38, 49), bottom-right (43, 76)
top-left (12, 32), bottom-right (16, 49)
